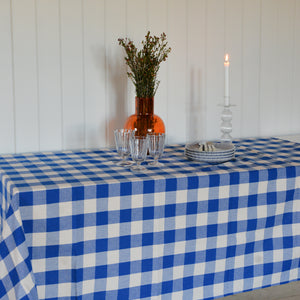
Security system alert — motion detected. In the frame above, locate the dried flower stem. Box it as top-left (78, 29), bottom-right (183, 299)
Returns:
top-left (118, 31), bottom-right (171, 98)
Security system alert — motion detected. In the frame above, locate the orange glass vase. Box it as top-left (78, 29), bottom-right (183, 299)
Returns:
top-left (124, 97), bottom-right (165, 136)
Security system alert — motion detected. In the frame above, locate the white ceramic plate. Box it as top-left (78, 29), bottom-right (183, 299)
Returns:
top-left (185, 142), bottom-right (235, 154)
top-left (185, 149), bottom-right (235, 157)
top-left (185, 153), bottom-right (235, 163)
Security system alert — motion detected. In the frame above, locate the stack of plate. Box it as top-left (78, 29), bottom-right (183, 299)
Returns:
top-left (185, 141), bottom-right (235, 163)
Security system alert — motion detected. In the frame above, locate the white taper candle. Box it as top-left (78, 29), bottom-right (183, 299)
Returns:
top-left (224, 54), bottom-right (230, 106)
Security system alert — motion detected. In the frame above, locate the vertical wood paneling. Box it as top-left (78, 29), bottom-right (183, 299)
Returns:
top-left (12, 0), bottom-right (39, 152)
top-left (187, 0), bottom-right (206, 142)
top-left (260, 0), bottom-right (278, 136)
top-left (225, 0), bottom-right (243, 139)
top-left (148, 0), bottom-right (168, 141)
top-left (292, 0), bottom-right (300, 133)
top-left (241, 0), bottom-right (261, 137)
top-left (105, 0), bottom-right (127, 146)
top-left (206, 0), bottom-right (225, 140)
top-left (83, 0), bottom-right (106, 148)
top-left (0, 0), bottom-right (15, 153)
top-left (276, 0), bottom-right (295, 135)
top-left (167, 0), bottom-right (187, 144)
top-left (1, 0), bottom-right (300, 153)
top-left (36, 0), bottom-right (62, 151)
top-left (126, 0), bottom-right (148, 116)
top-left (60, 0), bottom-right (84, 150)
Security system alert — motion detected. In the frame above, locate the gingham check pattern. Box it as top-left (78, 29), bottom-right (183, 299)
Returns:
top-left (0, 137), bottom-right (299, 299)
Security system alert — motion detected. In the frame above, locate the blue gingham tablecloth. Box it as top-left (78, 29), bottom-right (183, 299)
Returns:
top-left (0, 137), bottom-right (299, 300)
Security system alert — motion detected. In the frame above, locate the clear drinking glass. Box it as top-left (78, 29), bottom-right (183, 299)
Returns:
top-left (148, 133), bottom-right (165, 167)
top-left (129, 135), bottom-right (149, 171)
top-left (114, 129), bottom-right (134, 166)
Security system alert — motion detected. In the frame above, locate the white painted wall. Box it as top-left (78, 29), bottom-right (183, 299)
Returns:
top-left (0, 0), bottom-right (300, 153)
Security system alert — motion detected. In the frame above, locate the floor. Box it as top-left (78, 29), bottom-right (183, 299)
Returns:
top-left (219, 280), bottom-right (300, 300)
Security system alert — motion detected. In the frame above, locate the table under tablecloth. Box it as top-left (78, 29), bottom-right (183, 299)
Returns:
top-left (0, 137), bottom-right (299, 299)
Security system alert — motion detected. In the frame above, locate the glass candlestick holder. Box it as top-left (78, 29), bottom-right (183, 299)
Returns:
top-left (218, 103), bottom-right (235, 143)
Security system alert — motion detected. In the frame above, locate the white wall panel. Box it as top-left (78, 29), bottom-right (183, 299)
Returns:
top-left (0, 0), bottom-right (15, 153)
top-left (167, 0), bottom-right (187, 144)
top-left (0, 0), bottom-right (300, 153)
top-left (206, 0), bottom-right (225, 140)
top-left (105, 0), bottom-right (127, 146)
top-left (187, 0), bottom-right (206, 142)
top-left (225, 0), bottom-right (243, 139)
top-left (60, 0), bottom-right (85, 150)
top-left (292, 0), bottom-right (300, 133)
top-left (260, 0), bottom-right (279, 136)
top-left (241, 0), bottom-right (261, 137)
top-left (11, 0), bottom-right (39, 152)
top-left (126, 0), bottom-right (148, 117)
top-left (83, 0), bottom-right (106, 148)
top-left (276, 0), bottom-right (295, 135)
top-left (36, 0), bottom-right (62, 151)
top-left (148, 0), bottom-right (168, 142)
